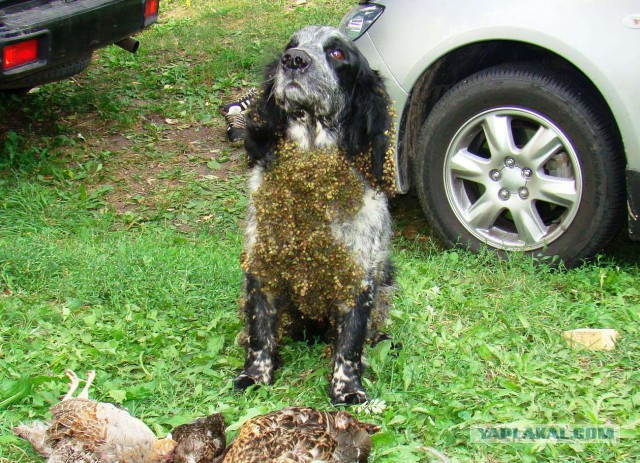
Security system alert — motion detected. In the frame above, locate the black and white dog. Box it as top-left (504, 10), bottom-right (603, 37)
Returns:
top-left (235, 26), bottom-right (395, 404)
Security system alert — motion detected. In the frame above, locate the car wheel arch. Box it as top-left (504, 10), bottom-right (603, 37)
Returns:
top-left (398, 40), bottom-right (624, 192)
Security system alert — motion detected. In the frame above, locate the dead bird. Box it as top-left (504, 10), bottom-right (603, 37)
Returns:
top-left (171, 413), bottom-right (226, 463)
top-left (13, 369), bottom-right (175, 463)
top-left (213, 407), bottom-right (380, 463)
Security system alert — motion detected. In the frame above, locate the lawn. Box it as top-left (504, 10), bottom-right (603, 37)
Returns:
top-left (1, 1), bottom-right (639, 462)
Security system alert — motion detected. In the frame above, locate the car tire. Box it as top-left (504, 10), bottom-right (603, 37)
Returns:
top-left (0, 52), bottom-right (92, 91)
top-left (414, 64), bottom-right (625, 267)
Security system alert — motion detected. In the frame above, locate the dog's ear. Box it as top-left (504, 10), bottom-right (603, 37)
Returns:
top-left (244, 59), bottom-right (286, 166)
top-left (341, 64), bottom-right (393, 187)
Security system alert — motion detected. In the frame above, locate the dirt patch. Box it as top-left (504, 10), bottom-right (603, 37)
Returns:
top-left (160, 5), bottom-right (197, 22)
top-left (389, 194), bottom-right (439, 245)
top-left (0, 93), bottom-right (71, 137)
top-left (99, 121), bottom-right (246, 216)
top-left (104, 134), bottom-right (133, 153)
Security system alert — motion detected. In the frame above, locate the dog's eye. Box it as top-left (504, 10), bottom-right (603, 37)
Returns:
top-left (329, 49), bottom-right (347, 61)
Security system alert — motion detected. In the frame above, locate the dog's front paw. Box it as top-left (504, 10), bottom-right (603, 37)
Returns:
top-left (330, 378), bottom-right (368, 405)
top-left (335, 389), bottom-right (369, 405)
top-left (370, 332), bottom-right (403, 351)
top-left (233, 373), bottom-right (260, 391)
top-left (234, 358), bottom-right (275, 390)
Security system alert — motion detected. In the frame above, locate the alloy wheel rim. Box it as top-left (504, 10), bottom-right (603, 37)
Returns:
top-left (443, 107), bottom-right (583, 251)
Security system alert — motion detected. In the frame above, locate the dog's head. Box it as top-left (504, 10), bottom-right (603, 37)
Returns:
top-left (245, 26), bottom-right (394, 190)
top-left (272, 26), bottom-right (358, 118)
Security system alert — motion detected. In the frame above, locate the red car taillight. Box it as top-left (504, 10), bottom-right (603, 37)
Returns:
top-left (2, 38), bottom-right (39, 71)
top-left (144, 0), bottom-right (159, 20)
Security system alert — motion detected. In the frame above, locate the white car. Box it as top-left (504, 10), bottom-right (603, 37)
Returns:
top-left (340, 0), bottom-right (640, 266)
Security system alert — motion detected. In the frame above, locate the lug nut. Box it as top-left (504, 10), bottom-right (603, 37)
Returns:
top-left (522, 168), bottom-right (532, 179)
top-left (505, 157), bottom-right (516, 168)
top-left (490, 169), bottom-right (502, 181)
top-left (518, 187), bottom-right (530, 199)
top-left (498, 188), bottom-right (511, 200)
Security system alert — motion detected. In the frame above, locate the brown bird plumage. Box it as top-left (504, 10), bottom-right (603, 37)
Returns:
top-left (171, 413), bottom-right (226, 463)
top-left (13, 370), bottom-right (175, 463)
top-left (213, 407), bottom-right (380, 463)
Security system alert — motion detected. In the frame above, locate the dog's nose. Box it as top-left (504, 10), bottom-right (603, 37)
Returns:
top-left (281, 49), bottom-right (311, 71)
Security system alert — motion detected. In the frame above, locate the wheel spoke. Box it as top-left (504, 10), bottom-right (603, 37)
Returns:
top-left (449, 148), bottom-right (491, 182)
top-left (482, 114), bottom-right (516, 157)
top-left (510, 203), bottom-right (548, 245)
top-left (442, 106), bottom-right (585, 252)
top-left (521, 125), bottom-right (563, 169)
top-left (464, 192), bottom-right (504, 230)
top-left (535, 175), bottom-right (579, 208)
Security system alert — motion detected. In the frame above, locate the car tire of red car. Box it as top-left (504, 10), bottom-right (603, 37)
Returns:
top-left (0, 52), bottom-right (93, 92)
top-left (414, 63), bottom-right (625, 267)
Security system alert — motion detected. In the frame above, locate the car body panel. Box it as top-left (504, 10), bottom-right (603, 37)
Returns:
top-left (341, 0), bottom-right (640, 242)
top-left (354, 0), bottom-right (640, 171)
top-left (352, 32), bottom-right (409, 191)
top-left (0, 0), bottom-right (156, 86)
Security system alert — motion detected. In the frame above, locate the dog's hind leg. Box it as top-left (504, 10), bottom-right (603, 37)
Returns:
top-left (234, 273), bottom-right (280, 390)
top-left (329, 286), bottom-right (374, 405)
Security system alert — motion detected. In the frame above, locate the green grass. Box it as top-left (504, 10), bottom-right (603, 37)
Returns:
top-left (1, 1), bottom-right (639, 462)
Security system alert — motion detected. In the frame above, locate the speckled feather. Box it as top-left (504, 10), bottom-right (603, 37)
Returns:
top-left (171, 413), bottom-right (227, 463)
top-left (46, 398), bottom-right (108, 452)
top-left (13, 370), bottom-right (175, 463)
top-left (46, 398), bottom-right (165, 463)
top-left (213, 407), bottom-right (380, 463)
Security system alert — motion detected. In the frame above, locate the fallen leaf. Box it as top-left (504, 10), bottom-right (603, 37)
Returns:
top-left (563, 329), bottom-right (619, 351)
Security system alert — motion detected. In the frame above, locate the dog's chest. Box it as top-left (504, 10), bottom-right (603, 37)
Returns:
top-left (243, 144), bottom-right (374, 316)
top-left (286, 116), bottom-right (338, 151)
top-left (247, 149), bottom-right (369, 246)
